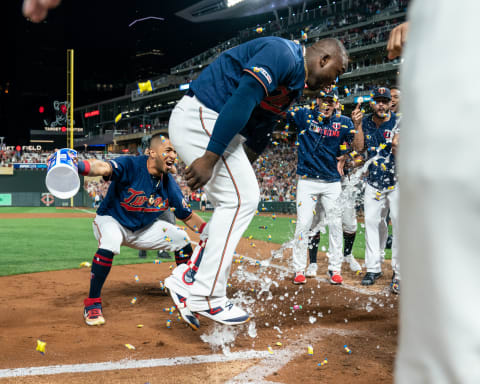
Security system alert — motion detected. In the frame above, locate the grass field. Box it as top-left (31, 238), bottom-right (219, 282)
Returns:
top-left (0, 207), bottom-right (391, 277)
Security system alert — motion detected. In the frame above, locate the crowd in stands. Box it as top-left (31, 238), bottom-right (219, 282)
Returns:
top-left (172, 0), bottom-right (408, 73)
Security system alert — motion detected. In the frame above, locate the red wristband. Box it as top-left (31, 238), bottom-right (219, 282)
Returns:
top-left (78, 160), bottom-right (91, 176)
top-left (198, 222), bottom-right (207, 234)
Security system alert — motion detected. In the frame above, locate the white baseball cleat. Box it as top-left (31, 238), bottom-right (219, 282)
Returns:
top-left (344, 254), bottom-right (362, 272)
top-left (165, 276), bottom-right (200, 330)
top-left (193, 300), bottom-right (251, 325)
top-left (306, 263), bottom-right (318, 277)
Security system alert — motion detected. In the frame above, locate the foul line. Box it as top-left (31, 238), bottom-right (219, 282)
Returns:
top-left (74, 208), bottom-right (96, 215)
top-left (0, 350), bottom-right (269, 379)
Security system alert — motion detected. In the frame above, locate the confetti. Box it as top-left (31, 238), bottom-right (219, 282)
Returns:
top-left (79, 261), bottom-right (91, 268)
top-left (308, 345), bottom-right (314, 355)
top-left (136, 324), bottom-right (144, 328)
top-left (166, 320), bottom-right (172, 328)
top-left (125, 344), bottom-right (136, 350)
top-left (318, 358), bottom-right (328, 366)
top-left (134, 275), bottom-right (139, 282)
top-left (344, 345), bottom-right (352, 354)
top-left (268, 346), bottom-right (274, 354)
top-left (36, 340), bottom-right (46, 355)
top-left (153, 259), bottom-right (161, 264)
top-left (275, 342), bottom-right (283, 346)
top-left (131, 297), bottom-right (137, 305)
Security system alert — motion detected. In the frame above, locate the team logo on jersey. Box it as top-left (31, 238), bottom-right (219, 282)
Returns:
top-left (332, 122), bottom-right (341, 130)
top-left (120, 188), bottom-right (169, 212)
top-left (383, 130), bottom-right (392, 139)
top-left (252, 66), bottom-right (272, 84)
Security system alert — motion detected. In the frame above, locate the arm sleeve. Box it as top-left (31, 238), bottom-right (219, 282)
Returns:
top-left (105, 156), bottom-right (133, 184)
top-left (206, 74), bottom-right (266, 156)
top-left (166, 174), bottom-right (193, 220)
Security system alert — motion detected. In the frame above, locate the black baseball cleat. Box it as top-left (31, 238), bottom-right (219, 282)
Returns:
top-left (361, 271), bottom-right (383, 286)
top-left (138, 250), bottom-right (147, 259)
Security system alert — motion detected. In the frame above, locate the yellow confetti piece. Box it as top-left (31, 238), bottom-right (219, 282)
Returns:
top-left (79, 261), bottom-right (91, 268)
top-left (136, 324), bottom-right (144, 328)
top-left (381, 163), bottom-right (387, 171)
top-left (36, 340), bottom-right (46, 354)
top-left (125, 344), bottom-right (136, 350)
top-left (276, 342), bottom-right (283, 346)
top-left (339, 144), bottom-right (347, 151)
top-left (131, 297), bottom-right (137, 304)
top-left (268, 346), bottom-right (274, 354)
top-left (308, 345), bottom-right (314, 355)
top-left (134, 275), bottom-right (139, 282)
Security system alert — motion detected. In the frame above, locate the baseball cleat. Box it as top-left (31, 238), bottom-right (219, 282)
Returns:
top-left (327, 270), bottom-right (343, 285)
top-left (344, 254), bottom-right (362, 272)
top-left (361, 271), bottom-right (383, 286)
top-left (164, 282), bottom-right (200, 331)
top-left (84, 297), bottom-right (105, 326)
top-left (391, 273), bottom-right (400, 294)
top-left (306, 263), bottom-right (318, 277)
top-left (293, 271), bottom-right (307, 284)
top-left (194, 301), bottom-right (251, 325)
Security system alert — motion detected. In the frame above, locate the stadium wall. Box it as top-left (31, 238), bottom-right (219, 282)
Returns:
top-left (0, 170), bottom-right (89, 207)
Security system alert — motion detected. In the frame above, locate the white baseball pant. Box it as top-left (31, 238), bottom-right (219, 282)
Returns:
top-left (292, 178), bottom-right (343, 272)
top-left (92, 215), bottom-right (190, 255)
top-left (363, 184), bottom-right (399, 277)
top-left (396, 1), bottom-right (480, 382)
top-left (168, 94), bottom-right (259, 311)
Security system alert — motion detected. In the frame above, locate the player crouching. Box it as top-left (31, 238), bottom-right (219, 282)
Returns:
top-left (75, 134), bottom-right (206, 327)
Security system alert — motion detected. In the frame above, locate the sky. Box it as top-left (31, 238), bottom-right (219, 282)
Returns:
top-left (0, 0), bottom-right (276, 145)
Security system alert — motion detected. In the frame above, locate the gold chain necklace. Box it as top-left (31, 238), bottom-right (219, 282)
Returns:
top-left (148, 177), bottom-right (161, 206)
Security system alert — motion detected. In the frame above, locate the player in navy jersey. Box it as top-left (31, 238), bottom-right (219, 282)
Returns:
top-left (166, 36), bottom-right (348, 326)
top-left (288, 88), bottom-right (364, 285)
top-left (354, 87), bottom-right (400, 291)
top-left (73, 134), bottom-right (206, 327)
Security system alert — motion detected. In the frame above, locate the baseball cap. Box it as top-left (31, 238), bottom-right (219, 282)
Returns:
top-left (318, 88), bottom-right (339, 99)
top-left (371, 87), bottom-right (391, 100)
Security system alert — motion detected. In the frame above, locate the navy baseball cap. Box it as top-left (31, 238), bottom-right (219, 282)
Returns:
top-left (371, 87), bottom-right (391, 100)
top-left (318, 88), bottom-right (339, 99)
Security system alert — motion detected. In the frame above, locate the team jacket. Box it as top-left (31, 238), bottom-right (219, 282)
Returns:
top-left (289, 105), bottom-right (354, 182)
top-left (190, 37), bottom-right (306, 155)
top-left (362, 112), bottom-right (398, 190)
top-left (97, 155), bottom-right (192, 231)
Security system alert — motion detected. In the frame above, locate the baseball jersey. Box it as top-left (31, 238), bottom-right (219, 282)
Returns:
top-left (362, 112), bottom-right (398, 190)
top-left (190, 37), bottom-right (306, 154)
top-left (290, 106), bottom-right (355, 182)
top-left (97, 155), bottom-right (192, 231)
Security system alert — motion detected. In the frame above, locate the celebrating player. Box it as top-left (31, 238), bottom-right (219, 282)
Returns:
top-left (165, 36), bottom-right (348, 327)
top-left (289, 88), bottom-right (363, 285)
top-left (76, 134), bottom-right (205, 327)
top-left (354, 87), bottom-right (400, 292)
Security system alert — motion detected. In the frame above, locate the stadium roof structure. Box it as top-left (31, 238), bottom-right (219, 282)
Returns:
top-left (176, 0), bottom-right (317, 22)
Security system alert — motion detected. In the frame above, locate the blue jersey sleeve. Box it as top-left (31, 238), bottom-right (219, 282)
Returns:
top-left (243, 40), bottom-right (297, 96)
top-left (166, 174), bottom-right (193, 221)
top-left (107, 156), bottom-right (133, 184)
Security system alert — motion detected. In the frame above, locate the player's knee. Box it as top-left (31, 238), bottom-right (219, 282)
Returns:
top-left (241, 186), bottom-right (260, 213)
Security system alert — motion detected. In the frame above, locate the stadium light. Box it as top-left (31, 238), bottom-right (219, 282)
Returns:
top-left (227, 0), bottom-right (245, 7)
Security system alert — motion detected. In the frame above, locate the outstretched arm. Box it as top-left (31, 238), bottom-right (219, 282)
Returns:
top-left (76, 159), bottom-right (112, 177)
top-left (387, 22), bottom-right (409, 60)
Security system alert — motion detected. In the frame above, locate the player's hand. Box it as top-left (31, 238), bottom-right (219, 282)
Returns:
top-left (387, 22), bottom-right (409, 60)
top-left (185, 151), bottom-right (220, 190)
top-left (351, 103), bottom-right (364, 127)
top-left (23, 0), bottom-right (62, 22)
top-left (392, 133), bottom-right (399, 156)
top-left (336, 155), bottom-right (346, 176)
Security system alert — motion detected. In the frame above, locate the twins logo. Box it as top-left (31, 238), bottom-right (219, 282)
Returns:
top-left (332, 122), bottom-right (341, 131)
top-left (378, 87), bottom-right (387, 95)
top-left (120, 188), bottom-right (168, 212)
top-left (383, 130), bottom-right (393, 140)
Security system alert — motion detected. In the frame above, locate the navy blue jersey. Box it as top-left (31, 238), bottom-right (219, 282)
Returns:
top-left (290, 106), bottom-right (355, 182)
top-left (97, 156), bottom-right (192, 231)
top-left (190, 37), bottom-right (305, 152)
top-left (363, 113), bottom-right (397, 190)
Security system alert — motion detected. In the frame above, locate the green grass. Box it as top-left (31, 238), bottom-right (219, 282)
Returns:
top-left (0, 207), bottom-right (96, 214)
top-left (0, 207), bottom-right (391, 276)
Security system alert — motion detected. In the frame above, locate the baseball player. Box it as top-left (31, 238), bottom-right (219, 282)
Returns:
top-left (353, 87), bottom-right (400, 292)
top-left (389, 14), bottom-right (480, 382)
top-left (289, 88), bottom-right (363, 285)
top-left (74, 134), bottom-right (206, 327)
top-left (165, 36), bottom-right (348, 327)
top-left (306, 101), bottom-right (363, 278)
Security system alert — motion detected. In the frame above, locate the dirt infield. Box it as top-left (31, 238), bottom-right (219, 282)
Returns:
top-left (0, 220), bottom-right (398, 383)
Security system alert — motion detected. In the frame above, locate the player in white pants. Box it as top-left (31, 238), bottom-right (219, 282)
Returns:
top-left (388, 6), bottom-right (480, 382)
top-left (165, 36), bottom-right (348, 326)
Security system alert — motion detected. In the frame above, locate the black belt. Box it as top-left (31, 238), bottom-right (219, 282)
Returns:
top-left (186, 89), bottom-right (194, 97)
